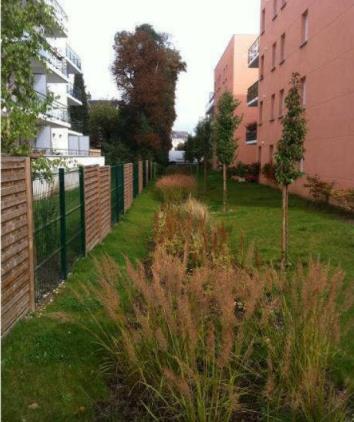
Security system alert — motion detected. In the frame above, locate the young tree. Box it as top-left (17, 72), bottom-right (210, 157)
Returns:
top-left (1, 0), bottom-right (56, 154)
top-left (274, 73), bottom-right (307, 269)
top-left (112, 24), bottom-right (186, 163)
top-left (194, 117), bottom-right (213, 191)
top-left (214, 91), bottom-right (242, 211)
top-left (69, 73), bottom-right (89, 135)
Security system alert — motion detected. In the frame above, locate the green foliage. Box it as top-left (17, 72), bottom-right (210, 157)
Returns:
top-left (184, 134), bottom-right (199, 163)
top-left (1, 0), bottom-right (57, 154)
top-left (31, 156), bottom-right (72, 183)
top-left (69, 74), bottom-right (89, 135)
top-left (88, 102), bottom-right (120, 146)
top-left (195, 117), bottom-right (213, 162)
top-left (112, 24), bottom-right (186, 163)
top-left (305, 175), bottom-right (334, 204)
top-left (262, 162), bottom-right (277, 181)
top-left (214, 92), bottom-right (242, 165)
top-left (275, 73), bottom-right (307, 186)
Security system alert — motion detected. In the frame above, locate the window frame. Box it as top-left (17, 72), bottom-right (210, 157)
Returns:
top-left (301, 9), bottom-right (309, 47)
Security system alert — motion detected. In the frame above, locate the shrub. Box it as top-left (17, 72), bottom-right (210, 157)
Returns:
top-left (262, 162), bottom-right (277, 182)
top-left (305, 175), bottom-right (334, 204)
top-left (332, 188), bottom-right (354, 213)
top-left (229, 162), bottom-right (260, 181)
top-left (153, 198), bottom-right (231, 269)
top-left (155, 174), bottom-right (196, 203)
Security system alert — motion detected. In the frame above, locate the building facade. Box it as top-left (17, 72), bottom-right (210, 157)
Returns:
top-left (213, 35), bottom-right (259, 165)
top-left (31, 0), bottom-right (104, 165)
top-left (254, 0), bottom-right (354, 195)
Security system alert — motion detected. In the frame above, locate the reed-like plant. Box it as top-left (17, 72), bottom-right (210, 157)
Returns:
top-left (153, 198), bottom-right (231, 269)
top-left (155, 174), bottom-right (197, 203)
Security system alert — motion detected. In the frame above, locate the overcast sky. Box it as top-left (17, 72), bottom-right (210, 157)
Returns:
top-left (63, 0), bottom-right (260, 133)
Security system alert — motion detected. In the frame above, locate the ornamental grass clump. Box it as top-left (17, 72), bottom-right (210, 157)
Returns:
top-left (153, 198), bottom-right (231, 269)
top-left (80, 250), bottom-right (350, 421)
top-left (155, 174), bottom-right (196, 203)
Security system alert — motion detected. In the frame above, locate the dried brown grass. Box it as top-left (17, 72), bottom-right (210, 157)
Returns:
top-left (155, 174), bottom-right (197, 203)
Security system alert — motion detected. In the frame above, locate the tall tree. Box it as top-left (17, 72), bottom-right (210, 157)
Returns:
top-left (69, 73), bottom-right (89, 135)
top-left (214, 92), bottom-right (242, 211)
top-left (275, 73), bottom-right (307, 269)
top-left (194, 117), bottom-right (213, 191)
top-left (112, 24), bottom-right (186, 163)
top-left (1, 0), bottom-right (56, 154)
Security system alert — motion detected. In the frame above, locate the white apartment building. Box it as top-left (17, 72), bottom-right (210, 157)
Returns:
top-left (31, 0), bottom-right (104, 166)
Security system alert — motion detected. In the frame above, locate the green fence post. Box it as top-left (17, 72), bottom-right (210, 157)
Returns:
top-left (115, 165), bottom-right (120, 219)
top-left (79, 166), bottom-right (86, 256)
top-left (59, 168), bottom-right (67, 280)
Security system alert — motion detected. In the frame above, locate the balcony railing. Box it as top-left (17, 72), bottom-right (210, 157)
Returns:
top-left (36, 91), bottom-right (69, 123)
top-left (66, 44), bottom-right (82, 70)
top-left (40, 48), bottom-right (67, 75)
top-left (246, 125), bottom-right (257, 143)
top-left (248, 36), bottom-right (259, 68)
top-left (44, 0), bottom-right (68, 34)
top-left (32, 147), bottom-right (91, 156)
top-left (247, 81), bottom-right (258, 106)
top-left (67, 82), bottom-right (82, 100)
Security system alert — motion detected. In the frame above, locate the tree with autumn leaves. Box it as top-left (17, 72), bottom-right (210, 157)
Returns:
top-left (112, 24), bottom-right (186, 164)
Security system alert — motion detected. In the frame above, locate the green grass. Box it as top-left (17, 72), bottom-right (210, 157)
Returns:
top-left (2, 187), bottom-right (160, 421)
top-left (198, 172), bottom-right (354, 385)
top-left (2, 174), bottom-right (354, 421)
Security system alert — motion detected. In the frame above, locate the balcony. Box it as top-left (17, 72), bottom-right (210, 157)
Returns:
top-left (65, 45), bottom-right (82, 74)
top-left (248, 36), bottom-right (259, 68)
top-left (247, 81), bottom-right (258, 107)
top-left (67, 82), bottom-right (83, 106)
top-left (206, 92), bottom-right (214, 116)
top-left (44, 0), bottom-right (68, 37)
top-left (246, 124), bottom-right (257, 144)
top-left (36, 91), bottom-right (70, 128)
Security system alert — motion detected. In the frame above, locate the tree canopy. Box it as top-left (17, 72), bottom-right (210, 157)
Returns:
top-left (69, 74), bottom-right (90, 136)
top-left (214, 92), bottom-right (242, 166)
top-left (1, 0), bottom-right (56, 154)
top-left (112, 24), bottom-right (186, 163)
top-left (275, 72), bottom-right (307, 186)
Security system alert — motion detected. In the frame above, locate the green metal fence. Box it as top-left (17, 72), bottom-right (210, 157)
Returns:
top-left (111, 164), bottom-right (124, 224)
top-left (32, 168), bottom-right (84, 302)
top-left (32, 161), bottom-right (153, 304)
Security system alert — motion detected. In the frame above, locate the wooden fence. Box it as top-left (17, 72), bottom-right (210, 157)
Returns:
top-left (1, 158), bottom-right (153, 335)
top-left (1, 157), bottom-right (34, 335)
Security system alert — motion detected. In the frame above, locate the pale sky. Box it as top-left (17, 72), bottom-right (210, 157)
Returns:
top-left (62, 0), bottom-right (260, 132)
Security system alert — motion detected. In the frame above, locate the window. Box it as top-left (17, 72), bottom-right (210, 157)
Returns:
top-left (301, 10), bottom-right (309, 45)
top-left (260, 55), bottom-right (265, 79)
top-left (273, 0), bottom-right (278, 19)
top-left (272, 42), bottom-right (277, 70)
top-left (259, 101), bottom-right (263, 124)
top-left (279, 89), bottom-right (285, 116)
top-left (281, 0), bottom-right (287, 9)
top-left (261, 9), bottom-right (266, 33)
top-left (269, 145), bottom-right (274, 164)
top-left (280, 33), bottom-right (286, 63)
top-left (270, 94), bottom-right (276, 121)
top-left (258, 146), bottom-right (262, 163)
top-left (300, 158), bottom-right (304, 172)
top-left (301, 76), bottom-right (307, 106)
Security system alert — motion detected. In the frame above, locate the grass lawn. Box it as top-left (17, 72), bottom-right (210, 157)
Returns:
top-left (2, 173), bottom-right (354, 420)
top-left (2, 186), bottom-right (161, 421)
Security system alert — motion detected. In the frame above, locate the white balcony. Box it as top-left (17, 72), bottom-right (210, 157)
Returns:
top-left (31, 48), bottom-right (68, 83)
top-left (44, 0), bottom-right (68, 37)
top-left (248, 36), bottom-right (259, 68)
top-left (36, 91), bottom-right (71, 128)
top-left (65, 44), bottom-right (82, 74)
top-left (67, 82), bottom-right (83, 106)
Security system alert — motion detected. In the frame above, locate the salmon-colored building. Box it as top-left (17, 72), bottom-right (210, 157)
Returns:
top-left (214, 35), bottom-right (259, 165)
top-left (254, 0), bottom-right (354, 195)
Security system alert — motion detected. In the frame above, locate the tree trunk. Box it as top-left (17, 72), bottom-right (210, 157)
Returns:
top-left (280, 184), bottom-right (289, 270)
top-left (223, 164), bottom-right (227, 212)
top-left (203, 159), bottom-right (207, 192)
